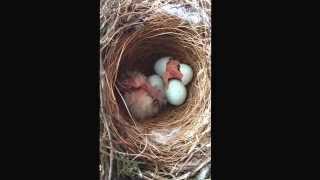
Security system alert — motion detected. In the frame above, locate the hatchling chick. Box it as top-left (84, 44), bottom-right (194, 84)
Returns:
top-left (162, 59), bottom-right (183, 88)
top-left (119, 71), bottom-right (167, 120)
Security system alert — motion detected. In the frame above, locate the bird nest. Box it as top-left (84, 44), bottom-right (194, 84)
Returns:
top-left (100, 0), bottom-right (212, 179)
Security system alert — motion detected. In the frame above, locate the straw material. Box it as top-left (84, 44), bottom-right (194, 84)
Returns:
top-left (100, 0), bottom-right (211, 179)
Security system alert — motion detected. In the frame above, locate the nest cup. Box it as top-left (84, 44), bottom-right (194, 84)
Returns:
top-left (101, 0), bottom-right (211, 178)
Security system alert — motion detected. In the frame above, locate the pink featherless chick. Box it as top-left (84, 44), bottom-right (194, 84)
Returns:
top-left (162, 59), bottom-right (183, 88)
top-left (119, 71), bottom-right (167, 120)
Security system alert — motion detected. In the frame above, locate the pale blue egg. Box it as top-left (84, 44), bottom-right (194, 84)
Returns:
top-left (166, 79), bottom-right (187, 106)
top-left (154, 57), bottom-right (171, 76)
top-left (148, 74), bottom-right (164, 90)
top-left (179, 63), bottom-right (193, 85)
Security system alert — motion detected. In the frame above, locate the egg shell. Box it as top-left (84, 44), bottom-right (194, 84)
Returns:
top-left (148, 74), bottom-right (164, 90)
top-left (179, 63), bottom-right (193, 85)
top-left (166, 79), bottom-right (187, 106)
top-left (154, 57), bottom-right (171, 76)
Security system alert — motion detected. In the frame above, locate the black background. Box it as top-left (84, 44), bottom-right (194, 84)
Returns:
top-left (0, 0), bottom-right (318, 179)
top-left (214, 0), bottom-right (319, 179)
